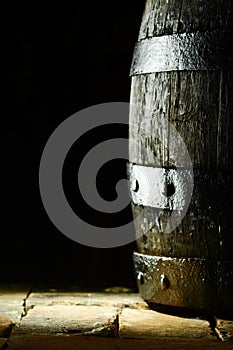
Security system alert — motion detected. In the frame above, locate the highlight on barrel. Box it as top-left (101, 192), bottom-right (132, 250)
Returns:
top-left (128, 0), bottom-right (233, 319)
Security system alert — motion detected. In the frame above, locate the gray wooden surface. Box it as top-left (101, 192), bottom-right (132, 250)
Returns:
top-left (138, 0), bottom-right (232, 39)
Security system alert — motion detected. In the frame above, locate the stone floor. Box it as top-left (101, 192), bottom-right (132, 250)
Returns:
top-left (0, 285), bottom-right (232, 349)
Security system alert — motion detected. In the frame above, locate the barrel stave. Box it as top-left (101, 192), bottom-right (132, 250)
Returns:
top-left (139, 0), bottom-right (232, 39)
top-left (129, 71), bottom-right (233, 170)
top-left (130, 0), bottom-right (233, 317)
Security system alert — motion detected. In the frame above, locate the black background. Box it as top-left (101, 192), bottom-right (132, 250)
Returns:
top-left (3, 1), bottom-right (145, 288)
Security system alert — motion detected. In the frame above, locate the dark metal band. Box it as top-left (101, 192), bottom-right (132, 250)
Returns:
top-left (130, 31), bottom-right (232, 75)
top-left (133, 252), bottom-right (233, 318)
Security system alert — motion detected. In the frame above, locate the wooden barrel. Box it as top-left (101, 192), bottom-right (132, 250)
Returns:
top-left (128, 0), bottom-right (233, 319)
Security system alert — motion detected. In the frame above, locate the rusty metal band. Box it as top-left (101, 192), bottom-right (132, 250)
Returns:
top-left (133, 252), bottom-right (233, 318)
top-left (130, 31), bottom-right (233, 75)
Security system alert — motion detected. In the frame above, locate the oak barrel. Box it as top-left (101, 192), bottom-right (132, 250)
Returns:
top-left (128, 0), bottom-right (233, 318)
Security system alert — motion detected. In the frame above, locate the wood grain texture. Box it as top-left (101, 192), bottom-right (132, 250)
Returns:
top-left (132, 197), bottom-right (233, 260)
top-left (129, 71), bottom-right (233, 260)
top-left (129, 71), bottom-right (233, 170)
top-left (138, 0), bottom-right (232, 39)
top-left (129, 0), bottom-right (233, 316)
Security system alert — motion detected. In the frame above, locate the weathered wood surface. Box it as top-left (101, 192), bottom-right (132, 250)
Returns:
top-left (129, 0), bottom-right (233, 316)
top-left (132, 203), bottom-right (233, 260)
top-left (129, 73), bottom-right (233, 257)
top-left (138, 0), bottom-right (232, 39)
top-left (129, 70), bottom-right (233, 260)
top-left (0, 286), bottom-right (232, 349)
top-left (129, 71), bottom-right (233, 170)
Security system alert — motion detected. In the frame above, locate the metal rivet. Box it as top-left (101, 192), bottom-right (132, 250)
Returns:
top-left (164, 182), bottom-right (175, 197)
top-left (132, 179), bottom-right (139, 192)
top-left (160, 274), bottom-right (170, 290)
top-left (137, 272), bottom-right (144, 285)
